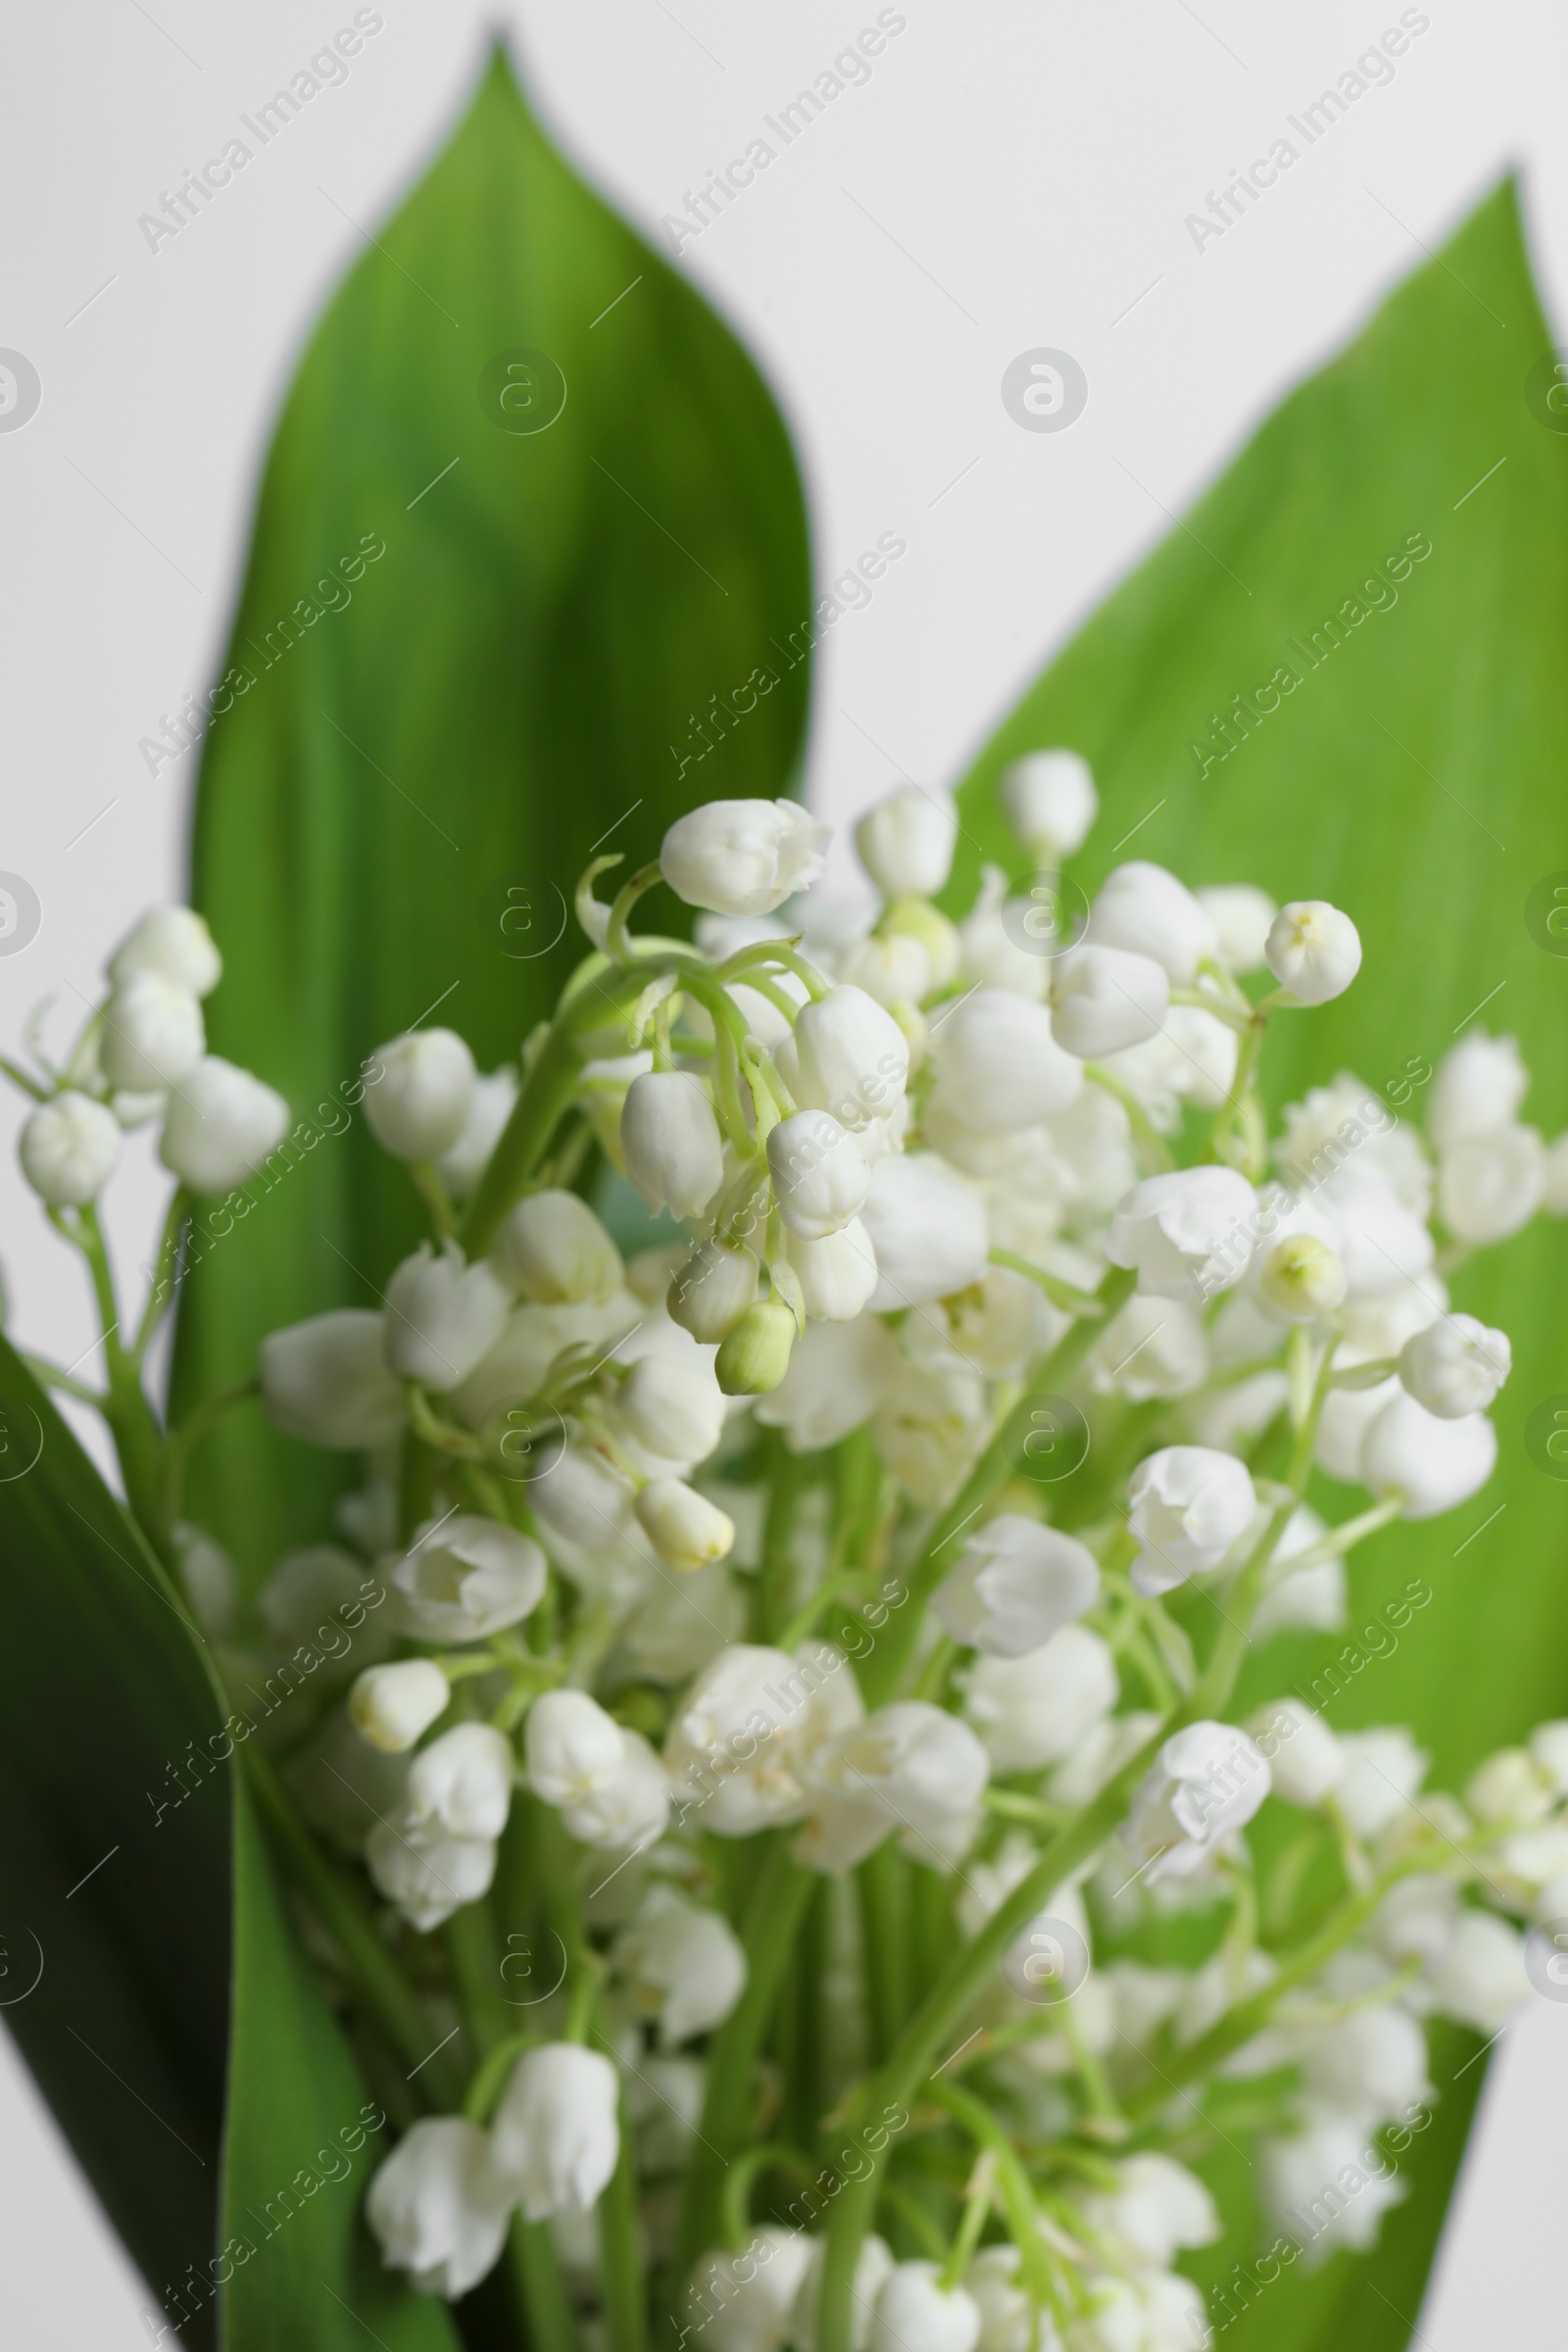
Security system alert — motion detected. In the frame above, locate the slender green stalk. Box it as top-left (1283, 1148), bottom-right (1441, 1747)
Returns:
top-left (858, 1842), bottom-right (910, 2064)
top-left (163, 1376), bottom-right (259, 1525)
top-left (720, 2143), bottom-right (820, 2248)
top-left (860, 1267), bottom-right (1136, 1705)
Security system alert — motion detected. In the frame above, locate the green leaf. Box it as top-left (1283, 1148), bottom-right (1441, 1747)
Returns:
top-left (0, 1340), bottom-right (228, 2345)
top-left (172, 45), bottom-right (812, 1579)
top-left (218, 1780), bottom-right (463, 2351)
top-left (953, 177), bottom-right (1568, 2345)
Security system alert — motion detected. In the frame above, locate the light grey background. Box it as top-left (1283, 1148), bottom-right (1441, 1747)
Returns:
top-left (2, 0), bottom-right (1566, 2337)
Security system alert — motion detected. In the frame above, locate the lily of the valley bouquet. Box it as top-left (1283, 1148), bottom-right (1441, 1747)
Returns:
top-left (16, 760), bottom-right (1568, 2352)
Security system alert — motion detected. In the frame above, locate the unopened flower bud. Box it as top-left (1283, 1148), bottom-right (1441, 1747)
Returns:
top-left (1258, 1232), bottom-right (1348, 1320)
top-left (259, 1308), bottom-right (407, 1449)
top-left (437, 1065), bottom-right (518, 1198)
top-left (350, 1658), bottom-right (450, 1752)
top-left (1361, 1391), bottom-right (1497, 1517)
top-left (1264, 900), bottom-right (1362, 1004)
top-left (767, 1110), bottom-right (869, 1239)
top-left (635, 1477), bottom-right (735, 1572)
top-left (158, 1054), bottom-right (289, 1194)
top-left (667, 1239), bottom-right (759, 1341)
top-left (363, 1029), bottom-right (475, 1160)
top-left (620, 1070), bottom-right (724, 1218)
top-left (1051, 944), bottom-right (1168, 1058)
top-left (661, 798), bottom-right (830, 917)
top-left (715, 1298), bottom-right (796, 1395)
top-left (855, 786), bottom-right (958, 900)
top-left (1000, 748), bottom-right (1097, 862)
top-left (1398, 1312), bottom-right (1510, 1418)
top-left (384, 1240), bottom-right (511, 1389)
top-left (100, 972), bottom-right (204, 1091)
top-left (1088, 860), bottom-right (1218, 986)
top-left (19, 1089), bottom-right (120, 1205)
top-left (1197, 883), bottom-right (1277, 973)
top-left (108, 906), bottom-right (222, 998)
top-left (496, 1189), bottom-right (621, 1303)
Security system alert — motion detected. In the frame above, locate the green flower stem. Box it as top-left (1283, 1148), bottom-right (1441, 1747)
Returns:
top-left (65, 1205), bottom-right (171, 1559)
top-left (860, 1267), bottom-right (1137, 1707)
top-left (162, 1375), bottom-right (260, 1526)
top-left (858, 1842), bottom-right (911, 2063)
top-left (758, 1436), bottom-right (808, 1642)
top-left (239, 1743), bottom-right (463, 2109)
top-left (878, 2180), bottom-right (950, 2262)
top-left (397, 1430), bottom-right (439, 1545)
top-left (987, 1250), bottom-right (1108, 1318)
top-left (719, 2142), bottom-right (819, 2250)
top-left (20, 1351), bottom-right (105, 1405)
top-left (924, 2082), bottom-right (1060, 2314)
top-left (131, 1184), bottom-right (191, 1360)
top-left (939, 2150), bottom-right (998, 2290)
top-left (410, 1159), bottom-right (458, 1240)
top-left (1081, 1067), bottom-right (1175, 1174)
top-left (676, 1837), bottom-right (816, 2278)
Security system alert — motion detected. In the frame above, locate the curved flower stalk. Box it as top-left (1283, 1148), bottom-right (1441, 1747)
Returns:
top-left (10, 770), bottom-right (1568, 2352)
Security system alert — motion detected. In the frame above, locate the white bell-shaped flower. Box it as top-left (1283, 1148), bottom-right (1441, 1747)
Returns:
top-left (1361, 1392), bottom-right (1496, 1518)
top-left (384, 1240), bottom-right (511, 1389)
top-left (437, 1066), bottom-right (518, 1198)
top-left (390, 1515), bottom-right (547, 1641)
top-left (791, 2234), bottom-right (896, 2352)
top-left (1261, 2107), bottom-right (1405, 2255)
top-left (960, 1626), bottom-right (1118, 1775)
top-left (1429, 1030), bottom-right (1529, 1149)
top-left (694, 2226), bottom-right (815, 2352)
top-left (108, 906), bottom-right (222, 997)
top-left (259, 1308), bottom-right (407, 1449)
top-left (839, 927), bottom-right (933, 1011)
top-left (1246, 1698), bottom-right (1345, 1807)
top-left (1196, 883), bottom-right (1276, 973)
top-left (1125, 1720), bottom-right (1270, 1882)
top-left (614, 1886), bottom-right (747, 2045)
top-left (366, 2117), bottom-right (512, 2300)
top-left (158, 1054), bottom-right (289, 1194)
top-left (1127, 1446), bottom-right (1256, 1596)
top-left (858, 1152), bottom-right (989, 1310)
top-left (527, 1441), bottom-right (637, 1548)
top-left (934, 1517), bottom-right (1100, 1656)
top-left (1086, 860), bottom-right (1218, 986)
top-left (663, 1641), bottom-right (861, 1837)
top-left (754, 1315), bottom-right (899, 1452)
top-left (1077, 2152), bottom-right (1219, 2269)
top-left (855, 785), bottom-right (958, 900)
top-left (1106, 1167), bottom-right (1256, 1300)
top-left (661, 799), bottom-right (830, 917)
top-left (405, 1722), bottom-right (515, 1841)
top-left (1398, 1312), bottom-right (1510, 1417)
top-left (1297, 2002), bottom-right (1431, 2125)
top-left (1334, 1728), bottom-right (1428, 1837)
top-left (767, 1110), bottom-right (870, 1240)
top-left (1051, 943), bottom-right (1169, 1058)
top-left (1001, 747), bottom-right (1097, 862)
top-left (956, 866), bottom-right (1051, 1002)
top-left (803, 1700), bottom-right (990, 1872)
top-left (1264, 900), bottom-right (1362, 1003)
top-left (1426, 1910), bottom-right (1529, 2033)
top-left (364, 1028), bottom-right (475, 1160)
top-left (492, 2042), bottom-right (621, 2220)
top-left (100, 971), bottom-right (204, 1091)
top-left (614, 1353), bottom-right (726, 1468)
top-left (786, 1219), bottom-right (880, 1322)
top-left (927, 988), bottom-right (1082, 1135)
top-left (621, 1070), bottom-right (725, 1218)
top-left (777, 983), bottom-right (909, 1131)
top-left (19, 1090), bottom-right (120, 1205)
top-left (350, 1659), bottom-right (450, 1752)
top-left (497, 1189), bottom-right (621, 1303)
top-left (667, 1238), bottom-right (760, 1341)
top-left (1438, 1124), bottom-right (1546, 1245)
top-left (635, 1478), bottom-right (736, 1572)
top-left (366, 1815), bottom-right (497, 1931)
top-left (526, 1690), bottom-right (670, 1852)
top-left (868, 2261), bottom-right (981, 2352)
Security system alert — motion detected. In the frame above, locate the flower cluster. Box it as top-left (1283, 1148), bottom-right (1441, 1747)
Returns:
top-left (15, 761), bottom-right (1568, 2352)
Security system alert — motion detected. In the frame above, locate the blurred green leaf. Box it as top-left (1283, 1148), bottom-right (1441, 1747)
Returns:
top-left (953, 177), bottom-right (1568, 2346)
top-left (0, 1340), bottom-right (227, 2346)
top-left (172, 44), bottom-right (812, 1579)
